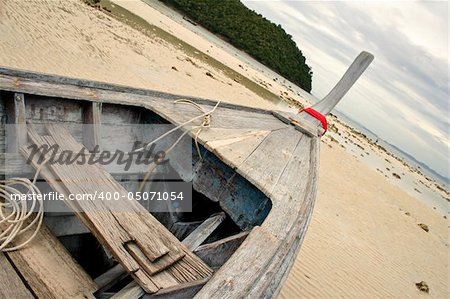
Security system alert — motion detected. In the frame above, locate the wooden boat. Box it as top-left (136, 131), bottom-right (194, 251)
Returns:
top-left (0, 51), bottom-right (373, 298)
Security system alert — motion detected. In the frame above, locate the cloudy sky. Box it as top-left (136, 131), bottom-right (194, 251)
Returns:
top-left (242, 0), bottom-right (449, 180)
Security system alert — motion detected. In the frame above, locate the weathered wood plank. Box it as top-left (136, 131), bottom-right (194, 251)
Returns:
top-left (170, 221), bottom-right (202, 240)
top-left (272, 110), bottom-right (317, 137)
top-left (143, 278), bottom-right (209, 299)
top-left (5, 92), bottom-right (26, 153)
top-left (247, 137), bottom-right (319, 298)
top-left (94, 264), bottom-right (129, 295)
top-left (207, 129), bottom-right (270, 168)
top-left (0, 252), bottom-right (34, 299)
top-left (265, 136), bottom-right (314, 232)
top-left (182, 212), bottom-right (226, 251)
top-left (292, 52), bottom-right (374, 129)
top-left (110, 281), bottom-right (145, 299)
top-left (5, 224), bottom-right (97, 299)
top-left (108, 213), bottom-right (224, 299)
top-left (237, 127), bottom-right (302, 195)
top-left (83, 101), bottom-right (102, 151)
top-left (137, 99), bottom-right (285, 134)
top-left (191, 151), bottom-right (271, 230)
top-left (194, 227), bottom-right (280, 299)
top-left (194, 231), bottom-right (249, 269)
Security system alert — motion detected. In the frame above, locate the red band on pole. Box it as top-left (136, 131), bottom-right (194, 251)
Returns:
top-left (299, 107), bottom-right (328, 136)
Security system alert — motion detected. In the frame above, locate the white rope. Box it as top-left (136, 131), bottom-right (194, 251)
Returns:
top-left (137, 99), bottom-right (220, 192)
top-left (131, 99), bottom-right (220, 157)
top-left (0, 157), bottom-right (48, 252)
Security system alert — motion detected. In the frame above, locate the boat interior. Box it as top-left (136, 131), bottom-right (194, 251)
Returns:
top-left (0, 88), bottom-right (273, 295)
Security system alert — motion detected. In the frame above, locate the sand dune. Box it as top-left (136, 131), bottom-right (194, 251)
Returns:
top-left (0, 0), bottom-right (448, 298)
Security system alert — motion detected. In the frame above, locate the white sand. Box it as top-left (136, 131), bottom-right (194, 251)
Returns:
top-left (0, 0), bottom-right (448, 297)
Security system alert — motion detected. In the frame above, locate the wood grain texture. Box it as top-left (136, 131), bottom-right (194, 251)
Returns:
top-left (182, 212), bottom-right (225, 251)
top-left (83, 101), bottom-right (102, 151)
top-left (292, 52), bottom-right (374, 130)
top-left (0, 252), bottom-right (34, 299)
top-left (5, 92), bottom-right (26, 153)
top-left (237, 127), bottom-right (302, 195)
top-left (94, 264), bottom-right (128, 293)
top-left (5, 224), bottom-right (97, 299)
top-left (194, 231), bottom-right (249, 269)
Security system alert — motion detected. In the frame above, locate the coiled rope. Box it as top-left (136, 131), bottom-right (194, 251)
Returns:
top-left (0, 158), bottom-right (48, 252)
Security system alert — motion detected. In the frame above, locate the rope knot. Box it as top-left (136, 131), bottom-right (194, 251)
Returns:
top-left (202, 114), bottom-right (211, 127)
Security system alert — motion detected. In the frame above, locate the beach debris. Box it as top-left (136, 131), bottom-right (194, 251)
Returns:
top-left (443, 215), bottom-right (447, 220)
top-left (414, 188), bottom-right (421, 193)
top-left (392, 173), bottom-right (401, 179)
top-left (205, 71), bottom-right (214, 78)
top-left (405, 212), bottom-right (410, 216)
top-left (418, 223), bottom-right (429, 232)
top-left (415, 281), bottom-right (429, 293)
top-left (185, 57), bottom-right (198, 67)
top-left (171, 66), bottom-right (178, 71)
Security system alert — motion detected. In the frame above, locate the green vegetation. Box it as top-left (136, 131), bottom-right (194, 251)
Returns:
top-left (161, 0), bottom-right (312, 92)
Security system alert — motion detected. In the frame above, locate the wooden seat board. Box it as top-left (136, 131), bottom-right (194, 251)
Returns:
top-left (4, 224), bottom-right (97, 299)
top-left (0, 252), bottom-right (34, 299)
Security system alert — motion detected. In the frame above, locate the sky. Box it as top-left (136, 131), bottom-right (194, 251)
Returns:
top-left (242, 0), bottom-right (449, 180)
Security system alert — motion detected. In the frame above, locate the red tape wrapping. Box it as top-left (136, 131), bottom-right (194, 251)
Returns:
top-left (299, 107), bottom-right (328, 136)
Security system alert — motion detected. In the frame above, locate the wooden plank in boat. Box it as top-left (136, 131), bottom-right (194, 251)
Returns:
top-left (149, 101), bottom-right (286, 132)
top-left (195, 226), bottom-right (280, 299)
top-left (0, 252), bottom-right (34, 299)
top-left (248, 136), bottom-right (320, 297)
top-left (170, 221), bottom-right (202, 240)
top-left (5, 224), bottom-right (97, 299)
top-left (266, 136), bottom-right (316, 233)
top-left (197, 128), bottom-right (268, 143)
top-left (107, 212), bottom-right (225, 299)
top-left (246, 137), bottom-right (319, 298)
top-left (4, 92), bottom-right (26, 153)
top-left (206, 129), bottom-right (270, 168)
top-left (237, 127), bottom-right (303, 195)
top-left (182, 212), bottom-right (225, 251)
top-left (94, 264), bottom-right (128, 294)
top-left (83, 101), bottom-right (102, 151)
top-left (143, 278), bottom-right (209, 299)
top-left (194, 231), bottom-right (249, 269)
top-left (0, 70), bottom-right (271, 125)
top-left (31, 125), bottom-right (175, 261)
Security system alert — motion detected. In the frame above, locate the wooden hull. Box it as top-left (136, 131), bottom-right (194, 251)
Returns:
top-left (0, 67), bottom-right (318, 298)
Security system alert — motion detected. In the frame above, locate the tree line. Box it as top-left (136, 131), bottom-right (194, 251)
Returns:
top-left (162, 0), bottom-right (312, 92)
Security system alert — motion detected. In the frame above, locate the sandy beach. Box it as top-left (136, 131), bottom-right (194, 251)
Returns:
top-left (0, 0), bottom-right (448, 297)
